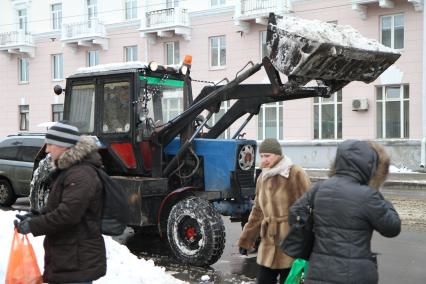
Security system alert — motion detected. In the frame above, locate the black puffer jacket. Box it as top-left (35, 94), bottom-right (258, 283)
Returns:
top-left (29, 136), bottom-right (106, 283)
top-left (290, 140), bottom-right (401, 284)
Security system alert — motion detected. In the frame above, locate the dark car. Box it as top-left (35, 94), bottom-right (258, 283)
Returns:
top-left (0, 133), bottom-right (45, 206)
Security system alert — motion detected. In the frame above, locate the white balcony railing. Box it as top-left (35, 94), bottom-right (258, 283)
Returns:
top-left (352, 0), bottom-right (423, 19)
top-left (145, 8), bottom-right (189, 28)
top-left (234, 0), bottom-right (287, 31)
top-left (240, 0), bottom-right (278, 17)
top-left (0, 30), bottom-right (33, 46)
top-left (141, 7), bottom-right (191, 41)
top-left (61, 18), bottom-right (106, 41)
top-left (0, 30), bottom-right (35, 57)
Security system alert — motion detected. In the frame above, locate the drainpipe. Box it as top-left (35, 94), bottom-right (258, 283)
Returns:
top-left (422, 1), bottom-right (426, 167)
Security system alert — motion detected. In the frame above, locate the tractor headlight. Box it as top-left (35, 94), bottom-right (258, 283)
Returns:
top-left (149, 61), bottom-right (158, 71)
top-left (238, 145), bottom-right (254, 170)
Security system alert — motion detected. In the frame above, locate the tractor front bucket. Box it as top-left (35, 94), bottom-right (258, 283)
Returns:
top-left (266, 13), bottom-right (401, 93)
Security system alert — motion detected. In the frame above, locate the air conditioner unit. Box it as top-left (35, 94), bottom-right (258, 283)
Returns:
top-left (352, 98), bottom-right (369, 111)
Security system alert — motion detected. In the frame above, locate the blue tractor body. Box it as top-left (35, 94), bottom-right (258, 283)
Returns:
top-left (165, 138), bottom-right (256, 192)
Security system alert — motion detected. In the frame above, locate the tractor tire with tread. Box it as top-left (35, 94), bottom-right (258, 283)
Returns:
top-left (0, 179), bottom-right (16, 207)
top-left (167, 196), bottom-right (225, 267)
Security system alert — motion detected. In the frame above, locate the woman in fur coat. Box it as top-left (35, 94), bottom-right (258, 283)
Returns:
top-left (237, 138), bottom-right (311, 284)
top-left (289, 139), bottom-right (401, 284)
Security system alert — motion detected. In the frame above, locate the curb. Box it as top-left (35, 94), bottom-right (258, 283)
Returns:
top-left (306, 169), bottom-right (426, 191)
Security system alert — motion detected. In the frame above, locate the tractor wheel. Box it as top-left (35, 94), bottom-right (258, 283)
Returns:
top-left (0, 179), bottom-right (16, 207)
top-left (167, 196), bottom-right (225, 267)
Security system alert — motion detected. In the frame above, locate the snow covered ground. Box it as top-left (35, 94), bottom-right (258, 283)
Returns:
top-left (0, 210), bottom-right (187, 284)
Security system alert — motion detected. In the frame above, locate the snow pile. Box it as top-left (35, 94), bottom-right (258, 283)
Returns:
top-left (389, 165), bottom-right (413, 173)
top-left (76, 61), bottom-right (149, 74)
top-left (275, 15), bottom-right (397, 53)
top-left (0, 210), bottom-right (186, 284)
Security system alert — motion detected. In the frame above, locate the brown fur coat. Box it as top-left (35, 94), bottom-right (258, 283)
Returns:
top-left (237, 156), bottom-right (311, 269)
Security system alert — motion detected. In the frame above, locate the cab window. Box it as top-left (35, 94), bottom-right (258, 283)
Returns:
top-left (102, 81), bottom-right (130, 133)
top-left (68, 84), bottom-right (95, 133)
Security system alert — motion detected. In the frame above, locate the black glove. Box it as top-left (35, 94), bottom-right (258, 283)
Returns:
top-left (239, 247), bottom-right (248, 256)
top-left (15, 209), bottom-right (41, 222)
top-left (16, 213), bottom-right (31, 221)
top-left (14, 219), bottom-right (31, 235)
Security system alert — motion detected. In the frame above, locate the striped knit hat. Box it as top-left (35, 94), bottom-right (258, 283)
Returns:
top-left (45, 122), bottom-right (80, 148)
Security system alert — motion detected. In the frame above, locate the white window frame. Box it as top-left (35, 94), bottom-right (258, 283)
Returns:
top-left (87, 50), bottom-right (100, 67)
top-left (380, 14), bottom-right (404, 49)
top-left (51, 3), bottom-right (62, 30)
top-left (18, 58), bottom-right (29, 83)
top-left (125, 0), bottom-right (137, 20)
top-left (52, 54), bottom-right (63, 81)
top-left (376, 85), bottom-right (409, 139)
top-left (166, 0), bottom-right (179, 8)
top-left (210, 0), bottom-right (225, 7)
top-left (162, 93), bottom-right (182, 122)
top-left (210, 101), bottom-right (231, 139)
top-left (124, 46), bottom-right (138, 62)
top-left (87, 0), bottom-right (98, 20)
top-left (18, 9), bottom-right (28, 32)
top-left (19, 105), bottom-right (29, 131)
top-left (52, 104), bottom-right (64, 122)
top-left (257, 102), bottom-right (283, 140)
top-left (209, 35), bottom-right (226, 69)
top-left (165, 41), bottom-right (179, 65)
top-left (313, 91), bottom-right (342, 140)
top-left (260, 30), bottom-right (267, 59)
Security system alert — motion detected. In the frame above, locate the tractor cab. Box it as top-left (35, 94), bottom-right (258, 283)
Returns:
top-left (55, 61), bottom-right (189, 177)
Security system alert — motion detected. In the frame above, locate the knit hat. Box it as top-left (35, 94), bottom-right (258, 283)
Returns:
top-left (259, 138), bottom-right (282, 155)
top-left (45, 122), bottom-right (80, 148)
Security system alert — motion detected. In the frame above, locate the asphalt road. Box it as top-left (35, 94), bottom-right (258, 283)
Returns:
top-left (6, 191), bottom-right (426, 284)
top-left (124, 190), bottom-right (426, 284)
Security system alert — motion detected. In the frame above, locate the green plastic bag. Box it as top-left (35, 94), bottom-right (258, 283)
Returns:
top-left (284, 258), bottom-right (309, 284)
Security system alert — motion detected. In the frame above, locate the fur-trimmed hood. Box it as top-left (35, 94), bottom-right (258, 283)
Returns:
top-left (328, 140), bottom-right (390, 190)
top-left (56, 136), bottom-right (101, 170)
top-left (261, 155), bottom-right (293, 180)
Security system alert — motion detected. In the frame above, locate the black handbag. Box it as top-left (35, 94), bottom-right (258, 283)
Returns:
top-left (280, 185), bottom-right (319, 260)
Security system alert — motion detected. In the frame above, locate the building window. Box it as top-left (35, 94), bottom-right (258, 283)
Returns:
top-left (52, 54), bottom-right (63, 80)
top-left (51, 3), bottom-right (62, 30)
top-left (381, 14), bottom-right (404, 49)
top-left (124, 46), bottom-right (138, 62)
top-left (260, 30), bottom-right (267, 59)
top-left (87, 0), bottom-right (98, 26)
top-left (162, 92), bottom-right (182, 122)
top-left (210, 35), bottom-right (226, 68)
top-left (166, 0), bottom-right (179, 8)
top-left (18, 58), bottom-right (29, 83)
top-left (209, 101), bottom-right (231, 139)
top-left (125, 0), bottom-right (137, 20)
top-left (18, 9), bottom-right (27, 32)
top-left (19, 105), bottom-right (29, 131)
top-left (314, 91), bottom-right (342, 139)
top-left (211, 0), bottom-right (225, 7)
top-left (52, 104), bottom-right (64, 122)
top-left (87, 50), bottom-right (99, 67)
top-left (376, 85), bottom-right (409, 138)
top-left (165, 42), bottom-right (179, 65)
top-left (258, 102), bottom-right (283, 140)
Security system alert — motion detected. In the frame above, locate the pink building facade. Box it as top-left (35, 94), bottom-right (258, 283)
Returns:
top-left (0, 0), bottom-right (424, 168)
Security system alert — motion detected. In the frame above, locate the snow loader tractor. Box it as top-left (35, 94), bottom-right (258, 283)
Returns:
top-left (33, 13), bottom-right (400, 267)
